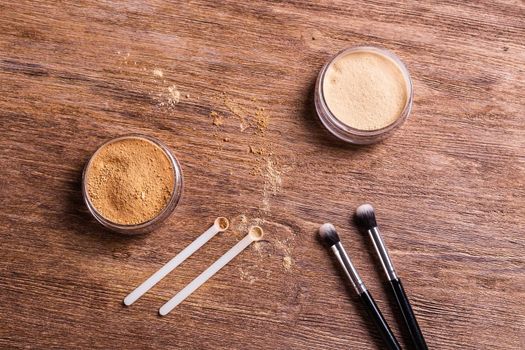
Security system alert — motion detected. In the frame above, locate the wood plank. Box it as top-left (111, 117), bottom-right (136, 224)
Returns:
top-left (0, 1), bottom-right (524, 349)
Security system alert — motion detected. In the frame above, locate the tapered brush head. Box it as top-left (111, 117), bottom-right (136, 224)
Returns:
top-left (318, 223), bottom-right (340, 246)
top-left (355, 204), bottom-right (378, 231)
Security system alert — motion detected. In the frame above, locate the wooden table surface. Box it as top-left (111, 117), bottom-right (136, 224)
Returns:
top-left (1, 1), bottom-right (524, 349)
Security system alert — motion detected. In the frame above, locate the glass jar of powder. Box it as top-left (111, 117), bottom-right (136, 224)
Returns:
top-left (315, 46), bottom-right (413, 144)
top-left (82, 134), bottom-right (183, 234)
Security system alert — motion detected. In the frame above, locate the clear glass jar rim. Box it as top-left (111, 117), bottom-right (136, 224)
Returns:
top-left (82, 134), bottom-right (183, 230)
top-left (318, 46), bottom-right (414, 136)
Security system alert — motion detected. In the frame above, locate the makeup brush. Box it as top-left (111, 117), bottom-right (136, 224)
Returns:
top-left (355, 204), bottom-right (428, 350)
top-left (319, 223), bottom-right (401, 350)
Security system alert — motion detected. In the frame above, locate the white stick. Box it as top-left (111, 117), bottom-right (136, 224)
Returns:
top-left (123, 217), bottom-right (230, 306)
top-left (159, 226), bottom-right (264, 316)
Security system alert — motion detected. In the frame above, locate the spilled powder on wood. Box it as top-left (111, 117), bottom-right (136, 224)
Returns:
top-left (238, 267), bottom-right (257, 284)
top-left (255, 107), bottom-right (269, 134)
top-left (166, 85), bottom-right (181, 106)
top-left (218, 93), bottom-right (270, 133)
top-left (223, 97), bottom-right (248, 131)
top-left (210, 111), bottom-right (224, 126)
top-left (152, 68), bottom-right (164, 78)
top-left (264, 158), bottom-right (282, 195)
top-left (208, 93), bottom-right (280, 213)
top-left (282, 256), bottom-right (293, 270)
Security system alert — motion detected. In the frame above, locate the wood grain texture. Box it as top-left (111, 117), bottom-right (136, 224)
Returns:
top-left (0, 1), bottom-right (524, 349)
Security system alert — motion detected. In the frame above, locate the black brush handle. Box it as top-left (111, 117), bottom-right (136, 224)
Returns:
top-left (390, 278), bottom-right (428, 350)
top-left (360, 290), bottom-right (402, 350)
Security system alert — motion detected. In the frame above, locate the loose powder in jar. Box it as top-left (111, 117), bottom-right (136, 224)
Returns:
top-left (322, 50), bottom-right (408, 131)
top-left (85, 137), bottom-right (175, 225)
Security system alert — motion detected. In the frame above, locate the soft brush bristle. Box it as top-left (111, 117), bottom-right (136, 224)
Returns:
top-left (318, 223), bottom-right (340, 246)
top-left (355, 204), bottom-right (378, 231)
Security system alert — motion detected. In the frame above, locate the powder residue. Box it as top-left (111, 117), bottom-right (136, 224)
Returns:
top-left (255, 107), bottom-right (269, 134)
top-left (239, 267), bottom-right (257, 284)
top-left (323, 51), bottom-right (408, 130)
top-left (209, 92), bottom-right (281, 213)
top-left (153, 68), bottom-right (164, 78)
top-left (264, 158), bottom-right (282, 195)
top-left (223, 97), bottom-right (248, 131)
top-left (166, 85), bottom-right (181, 106)
top-left (210, 111), bottom-right (224, 126)
top-left (86, 137), bottom-right (175, 225)
top-left (282, 256), bottom-right (293, 270)
top-left (211, 93), bottom-right (270, 133)
top-left (236, 214), bottom-right (249, 233)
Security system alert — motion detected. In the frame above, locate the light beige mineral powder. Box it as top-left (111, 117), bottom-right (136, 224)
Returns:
top-left (322, 51), bottom-right (408, 131)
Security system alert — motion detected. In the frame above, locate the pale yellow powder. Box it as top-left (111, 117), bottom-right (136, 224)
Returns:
top-left (323, 51), bottom-right (408, 131)
top-left (152, 68), bottom-right (164, 78)
top-left (167, 85), bottom-right (180, 105)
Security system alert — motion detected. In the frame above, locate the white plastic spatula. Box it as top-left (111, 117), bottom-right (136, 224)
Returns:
top-left (123, 217), bottom-right (230, 306)
top-left (159, 226), bottom-right (264, 316)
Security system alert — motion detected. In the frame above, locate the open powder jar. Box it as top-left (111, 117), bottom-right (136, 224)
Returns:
top-left (315, 46), bottom-right (413, 144)
top-left (82, 134), bottom-right (183, 234)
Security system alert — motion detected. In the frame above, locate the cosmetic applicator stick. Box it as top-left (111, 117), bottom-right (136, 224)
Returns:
top-left (159, 226), bottom-right (264, 316)
top-left (355, 204), bottom-right (428, 350)
top-left (124, 217), bottom-right (230, 306)
top-left (319, 223), bottom-right (401, 350)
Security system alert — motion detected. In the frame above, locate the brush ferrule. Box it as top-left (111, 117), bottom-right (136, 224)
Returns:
top-left (368, 227), bottom-right (397, 281)
top-left (331, 243), bottom-right (367, 294)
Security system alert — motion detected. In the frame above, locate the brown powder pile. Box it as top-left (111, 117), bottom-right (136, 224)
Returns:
top-left (86, 137), bottom-right (175, 225)
top-left (323, 51), bottom-right (408, 130)
top-left (209, 111), bottom-right (224, 126)
top-left (282, 256), bottom-right (293, 270)
top-left (254, 107), bottom-right (269, 134)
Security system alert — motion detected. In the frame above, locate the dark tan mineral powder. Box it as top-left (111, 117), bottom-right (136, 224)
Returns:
top-left (86, 137), bottom-right (175, 225)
